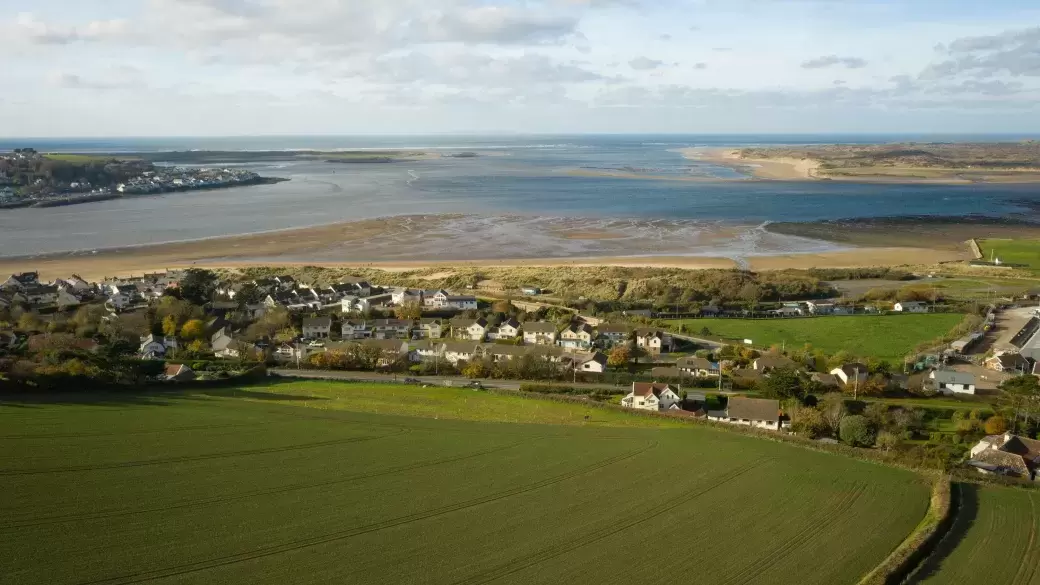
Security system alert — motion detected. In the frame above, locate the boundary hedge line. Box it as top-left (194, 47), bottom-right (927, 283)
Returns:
top-left (856, 475), bottom-right (953, 585)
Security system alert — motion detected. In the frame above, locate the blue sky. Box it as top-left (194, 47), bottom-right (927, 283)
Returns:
top-left (2, 0), bottom-right (1040, 136)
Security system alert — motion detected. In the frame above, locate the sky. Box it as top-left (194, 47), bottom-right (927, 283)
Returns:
top-left (2, 0), bottom-right (1040, 136)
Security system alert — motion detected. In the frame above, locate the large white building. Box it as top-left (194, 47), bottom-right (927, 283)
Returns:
top-left (621, 383), bottom-right (682, 411)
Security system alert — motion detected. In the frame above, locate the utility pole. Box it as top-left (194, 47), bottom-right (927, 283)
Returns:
top-left (853, 366), bottom-right (860, 400)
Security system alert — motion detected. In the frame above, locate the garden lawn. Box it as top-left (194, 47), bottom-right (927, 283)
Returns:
top-left (978, 239), bottom-right (1040, 271)
top-left (915, 485), bottom-right (1040, 585)
top-left (0, 383), bottom-right (929, 585)
top-left (669, 314), bottom-right (965, 362)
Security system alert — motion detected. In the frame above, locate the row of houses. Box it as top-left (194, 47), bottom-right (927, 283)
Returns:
top-left (278, 337), bottom-right (609, 373)
top-left (0, 271), bottom-right (102, 311)
top-left (299, 316), bottom-right (675, 353)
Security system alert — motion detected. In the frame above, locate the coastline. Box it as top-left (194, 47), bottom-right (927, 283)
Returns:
top-left (682, 147), bottom-right (1040, 185)
top-left (0, 212), bottom-right (971, 280)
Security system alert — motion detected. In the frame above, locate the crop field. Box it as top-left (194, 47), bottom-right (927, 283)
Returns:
top-left (668, 314), bottom-right (964, 362)
top-left (979, 239), bottom-right (1040, 271)
top-left (914, 485), bottom-right (1040, 585)
top-left (0, 383), bottom-right (929, 585)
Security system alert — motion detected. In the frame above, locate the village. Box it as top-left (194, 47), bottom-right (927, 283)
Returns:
top-left (0, 148), bottom-right (279, 207)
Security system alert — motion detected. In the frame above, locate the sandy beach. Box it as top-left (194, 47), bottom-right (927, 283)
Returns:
top-left (681, 147), bottom-right (821, 180)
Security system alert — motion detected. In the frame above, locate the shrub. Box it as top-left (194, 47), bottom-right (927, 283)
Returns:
top-left (839, 415), bottom-right (877, 447)
top-left (984, 415), bottom-right (1008, 435)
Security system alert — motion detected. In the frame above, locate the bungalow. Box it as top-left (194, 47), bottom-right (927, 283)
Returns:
top-left (985, 352), bottom-right (1030, 374)
top-left (522, 321), bottom-right (559, 346)
top-left (968, 432), bottom-right (1040, 480)
top-left (337, 278), bottom-right (372, 298)
top-left (558, 323), bottom-right (594, 350)
top-left (676, 356), bottom-right (721, 377)
top-left (753, 355), bottom-right (797, 372)
top-left (417, 318), bottom-right (445, 339)
top-left (565, 351), bottom-right (607, 374)
top-left (163, 364), bottom-right (196, 382)
top-left (274, 275), bottom-right (297, 290)
top-left (358, 339), bottom-right (413, 366)
top-left (830, 363), bottom-right (869, 387)
top-left (349, 320), bottom-right (381, 340)
top-left (894, 301), bottom-right (928, 313)
top-left (443, 341), bottom-right (482, 366)
top-left (928, 369), bottom-right (977, 395)
top-left (621, 382), bottom-right (682, 411)
top-left (635, 328), bottom-right (674, 355)
top-left (707, 397), bottom-right (782, 431)
top-left (482, 344), bottom-right (529, 362)
top-left (0, 272), bottom-right (39, 291)
top-left (274, 342), bottom-right (313, 362)
top-left (22, 285), bottom-right (59, 307)
top-left (805, 301), bottom-right (834, 315)
top-left (371, 318), bottom-right (413, 339)
top-left (409, 339), bottom-right (446, 361)
top-left (488, 317), bottom-right (522, 341)
top-left (595, 323), bottom-right (632, 348)
top-left (444, 295), bottom-right (478, 311)
top-left (810, 372), bottom-right (839, 388)
top-left (301, 316), bottom-right (333, 340)
top-left (520, 286), bottom-right (542, 296)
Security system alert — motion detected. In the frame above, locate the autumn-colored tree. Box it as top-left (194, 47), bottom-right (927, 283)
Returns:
top-left (395, 302), bottom-right (423, 321)
top-left (17, 313), bottom-right (43, 332)
top-left (462, 360), bottom-right (489, 379)
top-left (275, 326), bottom-right (300, 343)
top-left (161, 315), bottom-right (178, 337)
top-left (180, 319), bottom-right (207, 340)
top-left (984, 415), bottom-right (1009, 435)
top-left (607, 345), bottom-right (631, 369)
top-left (491, 299), bottom-right (513, 315)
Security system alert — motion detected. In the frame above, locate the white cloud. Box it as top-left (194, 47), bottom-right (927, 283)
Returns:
top-left (628, 56), bottom-right (663, 70)
top-left (801, 55), bottom-right (868, 69)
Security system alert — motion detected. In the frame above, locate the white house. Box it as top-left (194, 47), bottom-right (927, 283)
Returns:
top-left (894, 301), bottom-right (928, 313)
top-left (423, 290), bottom-right (450, 308)
top-left (409, 340), bottom-right (446, 361)
top-left (211, 327), bottom-right (245, 359)
top-left (929, 369), bottom-right (977, 395)
top-left (488, 318), bottom-right (521, 341)
top-left (139, 334), bottom-right (178, 359)
top-left (676, 356), bottom-right (721, 377)
top-left (417, 319), bottom-right (444, 339)
top-left (566, 351), bottom-right (607, 374)
top-left (0, 272), bottom-right (39, 291)
top-left (340, 296), bottom-right (369, 314)
top-left (558, 323), bottom-right (594, 350)
top-left (522, 322), bottom-right (559, 345)
top-left (443, 341), bottom-right (481, 365)
top-left (621, 382), bottom-right (682, 411)
top-left (452, 318), bottom-right (488, 341)
top-left (56, 290), bottom-right (81, 310)
top-left (391, 288), bottom-right (423, 306)
top-left (107, 285), bottom-right (141, 310)
top-left (302, 316), bottom-right (333, 340)
top-left (595, 324), bottom-right (632, 348)
top-left (445, 295), bottom-right (478, 311)
top-left (22, 285), bottom-right (59, 307)
top-left (341, 320), bottom-right (372, 340)
top-left (371, 319), bottom-right (412, 340)
top-left (830, 363), bottom-right (869, 387)
top-left (985, 352), bottom-right (1030, 373)
top-left (635, 328), bottom-right (674, 354)
top-left (707, 397), bottom-right (782, 431)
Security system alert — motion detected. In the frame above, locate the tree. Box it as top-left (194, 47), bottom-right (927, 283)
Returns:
top-left (161, 315), bottom-right (178, 337)
top-left (607, 345), bottom-right (631, 369)
top-left (876, 431), bottom-right (902, 454)
top-left (756, 367), bottom-right (805, 401)
top-left (839, 415), bottom-right (877, 447)
top-left (395, 302), bottom-right (423, 321)
top-left (820, 393), bottom-right (847, 437)
top-left (491, 299), bottom-right (513, 315)
top-left (863, 402), bottom-right (891, 429)
top-left (180, 319), bottom-right (207, 340)
top-left (789, 405), bottom-right (828, 438)
top-left (17, 313), bottom-right (43, 332)
top-left (178, 268), bottom-right (218, 305)
top-left (462, 360), bottom-right (489, 379)
top-left (999, 375), bottom-right (1040, 432)
top-left (235, 283), bottom-right (263, 305)
top-left (984, 415), bottom-right (1009, 435)
top-left (274, 326), bottom-right (299, 343)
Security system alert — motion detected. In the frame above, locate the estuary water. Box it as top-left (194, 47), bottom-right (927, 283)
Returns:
top-left (0, 134), bottom-right (1038, 259)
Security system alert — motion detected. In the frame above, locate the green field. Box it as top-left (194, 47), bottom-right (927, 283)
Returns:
top-left (915, 485), bottom-right (1040, 584)
top-left (978, 239), bottom-right (1040, 271)
top-left (42, 153), bottom-right (113, 163)
top-left (669, 314), bottom-right (965, 361)
top-left (0, 382), bottom-right (930, 585)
